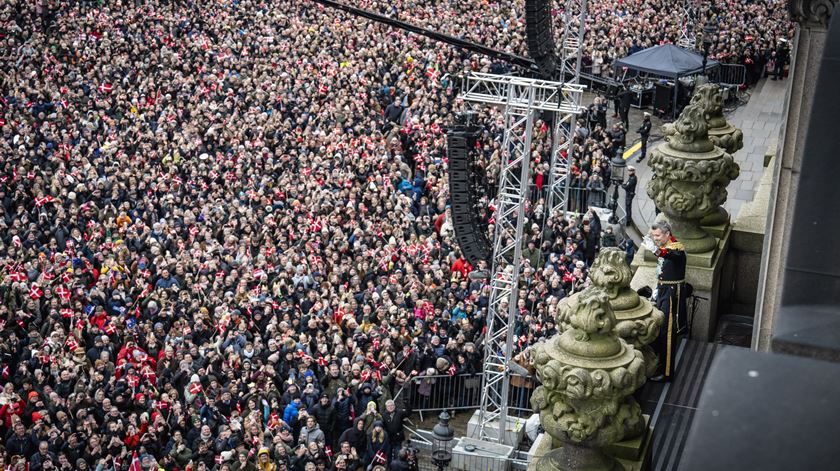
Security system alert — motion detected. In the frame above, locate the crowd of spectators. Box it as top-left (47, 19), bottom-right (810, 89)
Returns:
top-left (349, 0), bottom-right (794, 79)
top-left (0, 0), bottom-right (790, 470)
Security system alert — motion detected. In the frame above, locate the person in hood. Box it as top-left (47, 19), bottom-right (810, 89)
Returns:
top-left (256, 447), bottom-right (276, 471)
top-left (337, 418), bottom-right (367, 458)
top-left (360, 401), bottom-right (382, 435)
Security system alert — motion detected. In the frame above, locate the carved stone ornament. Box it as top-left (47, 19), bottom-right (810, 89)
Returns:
top-left (588, 248), bottom-right (664, 378)
top-left (531, 287), bottom-right (647, 471)
top-left (789, 0), bottom-right (836, 28)
top-left (690, 84), bottom-right (743, 226)
top-left (646, 102), bottom-right (740, 254)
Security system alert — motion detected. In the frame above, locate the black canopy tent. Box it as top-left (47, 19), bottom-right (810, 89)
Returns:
top-left (612, 44), bottom-right (720, 117)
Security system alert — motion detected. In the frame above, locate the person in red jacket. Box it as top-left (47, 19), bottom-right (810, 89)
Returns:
top-left (450, 251), bottom-right (472, 279)
top-left (123, 414), bottom-right (149, 450)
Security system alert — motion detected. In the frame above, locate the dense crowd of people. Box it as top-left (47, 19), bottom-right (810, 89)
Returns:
top-left (348, 0), bottom-right (794, 80)
top-left (0, 0), bottom-right (790, 470)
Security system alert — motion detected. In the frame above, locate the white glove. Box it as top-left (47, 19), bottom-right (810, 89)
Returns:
top-left (642, 236), bottom-right (657, 253)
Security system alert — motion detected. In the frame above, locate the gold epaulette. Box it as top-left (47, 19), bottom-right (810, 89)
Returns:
top-left (665, 240), bottom-right (685, 252)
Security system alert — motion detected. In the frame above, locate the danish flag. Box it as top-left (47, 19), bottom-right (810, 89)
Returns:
top-left (154, 400), bottom-right (170, 410)
top-left (126, 375), bottom-right (140, 388)
top-left (309, 217), bottom-right (322, 233)
top-left (373, 450), bottom-right (387, 464)
top-left (98, 82), bottom-right (113, 94)
top-left (29, 284), bottom-right (44, 300)
top-left (60, 308), bottom-right (74, 318)
top-left (448, 365), bottom-right (456, 376)
top-left (9, 271), bottom-right (26, 283)
top-left (55, 285), bottom-right (71, 300)
top-left (129, 450), bottom-right (141, 471)
top-left (189, 382), bottom-right (203, 395)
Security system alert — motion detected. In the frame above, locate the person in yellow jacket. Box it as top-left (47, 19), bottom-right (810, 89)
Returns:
top-left (256, 448), bottom-right (276, 471)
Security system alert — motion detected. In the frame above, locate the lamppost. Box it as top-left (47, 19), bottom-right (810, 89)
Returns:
top-left (431, 410), bottom-right (454, 471)
top-left (608, 151), bottom-right (627, 224)
top-left (701, 18), bottom-right (719, 75)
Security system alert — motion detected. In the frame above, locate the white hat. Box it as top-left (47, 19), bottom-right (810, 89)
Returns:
top-left (628, 166), bottom-right (636, 172)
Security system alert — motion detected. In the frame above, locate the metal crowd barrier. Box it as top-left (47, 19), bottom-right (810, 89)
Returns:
top-left (395, 372), bottom-right (539, 422)
top-left (709, 63), bottom-right (747, 87)
top-left (567, 186), bottom-right (609, 214)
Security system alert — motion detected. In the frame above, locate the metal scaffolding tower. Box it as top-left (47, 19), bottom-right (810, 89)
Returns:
top-left (460, 73), bottom-right (584, 444)
top-left (546, 0), bottom-right (588, 219)
top-left (677, 0), bottom-right (698, 50)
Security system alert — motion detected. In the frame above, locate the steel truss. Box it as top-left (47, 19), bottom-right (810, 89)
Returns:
top-left (546, 0), bottom-right (588, 219)
top-left (677, 0), bottom-right (698, 50)
top-left (460, 73), bottom-right (584, 444)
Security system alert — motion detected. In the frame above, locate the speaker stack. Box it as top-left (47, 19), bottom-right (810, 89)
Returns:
top-left (525, 0), bottom-right (558, 78)
top-left (447, 128), bottom-right (491, 267)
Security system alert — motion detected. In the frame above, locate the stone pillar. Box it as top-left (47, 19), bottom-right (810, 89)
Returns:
top-left (531, 288), bottom-right (647, 471)
top-left (632, 101), bottom-right (740, 341)
top-left (588, 248), bottom-right (664, 378)
top-left (753, 0), bottom-right (835, 351)
top-left (694, 83), bottom-right (744, 230)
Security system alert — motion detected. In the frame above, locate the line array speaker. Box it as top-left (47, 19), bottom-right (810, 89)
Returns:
top-left (448, 130), bottom-right (491, 267)
top-left (525, 0), bottom-right (558, 77)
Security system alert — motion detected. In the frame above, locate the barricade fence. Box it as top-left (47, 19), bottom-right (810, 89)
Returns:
top-left (567, 186), bottom-right (609, 214)
top-left (394, 372), bottom-right (539, 422)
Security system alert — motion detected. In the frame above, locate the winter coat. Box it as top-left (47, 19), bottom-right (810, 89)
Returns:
top-left (310, 402), bottom-right (337, 433)
top-left (283, 401), bottom-right (300, 425)
top-left (338, 418), bottom-right (367, 457)
top-left (299, 422), bottom-right (326, 446)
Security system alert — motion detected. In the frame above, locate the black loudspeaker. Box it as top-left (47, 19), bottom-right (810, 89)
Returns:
top-left (525, 0), bottom-right (557, 78)
top-left (448, 130), bottom-right (491, 267)
top-left (654, 83), bottom-right (674, 116)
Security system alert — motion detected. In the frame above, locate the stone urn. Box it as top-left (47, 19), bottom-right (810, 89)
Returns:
top-left (589, 248), bottom-right (664, 378)
top-left (691, 84), bottom-right (743, 226)
top-left (531, 288), bottom-right (647, 471)
top-left (646, 102), bottom-right (739, 254)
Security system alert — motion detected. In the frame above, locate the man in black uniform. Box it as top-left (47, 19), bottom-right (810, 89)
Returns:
top-left (619, 86), bottom-right (633, 130)
top-left (637, 112), bottom-right (652, 162)
top-left (621, 166), bottom-right (637, 226)
top-left (644, 221), bottom-right (687, 382)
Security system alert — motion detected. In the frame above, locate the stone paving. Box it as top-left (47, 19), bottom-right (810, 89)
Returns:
top-left (624, 78), bottom-right (789, 234)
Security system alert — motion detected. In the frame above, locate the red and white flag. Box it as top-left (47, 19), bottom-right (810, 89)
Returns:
top-left (129, 450), bottom-right (142, 471)
top-left (126, 375), bottom-right (140, 388)
top-left (29, 284), bottom-right (44, 300)
top-left (55, 285), bottom-right (71, 300)
top-left (98, 82), bottom-right (113, 94)
top-left (309, 217), bottom-right (322, 233)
